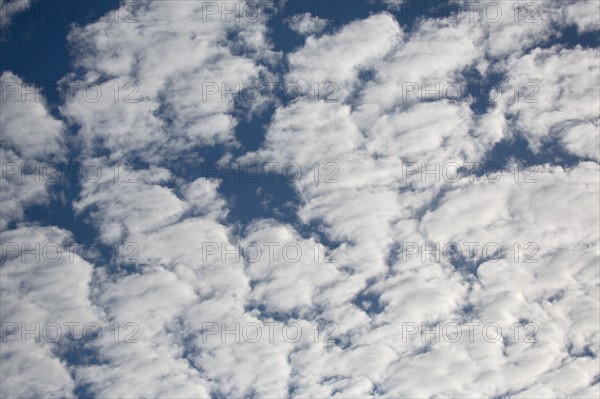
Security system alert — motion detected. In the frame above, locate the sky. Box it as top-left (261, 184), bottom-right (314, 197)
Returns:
top-left (0, 0), bottom-right (599, 398)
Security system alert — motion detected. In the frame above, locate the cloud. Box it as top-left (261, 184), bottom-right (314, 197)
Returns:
top-left (73, 162), bottom-right (188, 244)
top-left (1, 1), bottom-right (598, 397)
top-left (0, 0), bottom-right (29, 30)
top-left (0, 72), bottom-right (65, 229)
top-left (286, 12), bottom-right (329, 35)
top-left (238, 9), bottom-right (599, 397)
top-left (405, 163), bottom-right (600, 397)
top-left (0, 226), bottom-right (98, 398)
top-left (60, 0), bottom-right (276, 163)
top-left (0, 72), bottom-right (64, 161)
top-left (453, 0), bottom-right (599, 60)
top-left (73, 267), bottom-right (213, 398)
top-left (564, 0), bottom-right (600, 33)
top-left (382, 0), bottom-right (404, 11)
top-left (286, 12), bottom-right (401, 101)
top-left (499, 45), bottom-right (600, 160)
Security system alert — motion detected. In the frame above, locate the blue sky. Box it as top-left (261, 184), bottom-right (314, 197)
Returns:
top-left (1, 1), bottom-right (599, 398)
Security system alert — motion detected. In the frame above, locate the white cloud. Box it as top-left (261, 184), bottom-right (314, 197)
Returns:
top-left (0, 72), bottom-right (65, 229)
top-left (238, 9), bottom-right (598, 398)
top-left (0, 72), bottom-right (64, 161)
top-left (565, 0), bottom-right (600, 33)
top-left (0, 149), bottom-right (49, 230)
top-left (452, 0), bottom-right (600, 60)
top-left (61, 0), bottom-right (276, 162)
top-left (0, 226), bottom-right (98, 398)
top-left (287, 12), bottom-right (401, 101)
top-left (286, 12), bottom-right (329, 35)
top-left (2, 1), bottom-right (598, 397)
top-left (0, 0), bottom-right (29, 30)
top-left (74, 267), bottom-right (213, 398)
top-left (73, 162), bottom-right (187, 244)
top-left (499, 45), bottom-right (600, 160)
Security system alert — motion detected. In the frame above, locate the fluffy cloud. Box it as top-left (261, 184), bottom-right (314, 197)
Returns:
top-left (2, 1), bottom-right (598, 397)
top-left (499, 45), bottom-right (600, 160)
top-left (0, 72), bottom-right (65, 229)
top-left (287, 12), bottom-right (401, 101)
top-left (565, 0), bottom-right (600, 33)
top-left (0, 72), bottom-right (64, 161)
top-left (60, 0), bottom-right (275, 162)
top-left (286, 12), bottom-right (329, 35)
top-left (0, 226), bottom-right (98, 398)
top-left (240, 8), bottom-right (598, 397)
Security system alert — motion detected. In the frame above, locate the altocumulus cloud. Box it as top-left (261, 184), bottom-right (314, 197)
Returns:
top-left (0, 1), bottom-right (598, 398)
